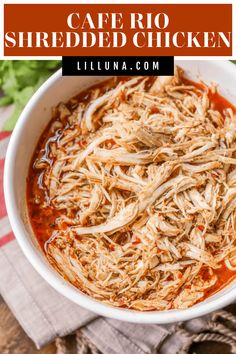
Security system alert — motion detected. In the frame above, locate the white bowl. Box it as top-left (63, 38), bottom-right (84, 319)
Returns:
top-left (4, 60), bottom-right (236, 324)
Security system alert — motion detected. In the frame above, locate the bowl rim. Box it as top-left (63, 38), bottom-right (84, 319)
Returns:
top-left (4, 61), bottom-right (236, 324)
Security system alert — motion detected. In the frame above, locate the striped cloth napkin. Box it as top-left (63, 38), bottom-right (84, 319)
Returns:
top-left (1, 105), bottom-right (236, 354)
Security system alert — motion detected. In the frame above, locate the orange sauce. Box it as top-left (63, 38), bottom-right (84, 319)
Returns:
top-left (183, 77), bottom-right (236, 115)
top-left (27, 75), bottom-right (236, 298)
top-left (208, 90), bottom-right (236, 115)
top-left (202, 263), bottom-right (236, 300)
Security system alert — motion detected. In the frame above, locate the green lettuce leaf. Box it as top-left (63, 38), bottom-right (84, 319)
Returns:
top-left (0, 60), bottom-right (61, 131)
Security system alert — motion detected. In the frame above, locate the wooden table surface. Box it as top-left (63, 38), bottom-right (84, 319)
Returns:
top-left (0, 295), bottom-right (56, 354)
top-left (0, 293), bottom-right (234, 354)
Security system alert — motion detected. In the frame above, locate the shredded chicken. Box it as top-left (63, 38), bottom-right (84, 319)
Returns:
top-left (30, 68), bottom-right (236, 311)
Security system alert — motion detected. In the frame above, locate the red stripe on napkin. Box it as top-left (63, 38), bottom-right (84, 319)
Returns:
top-left (0, 159), bottom-right (7, 218)
top-left (0, 131), bottom-right (11, 140)
top-left (0, 132), bottom-right (14, 247)
top-left (0, 231), bottom-right (15, 247)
